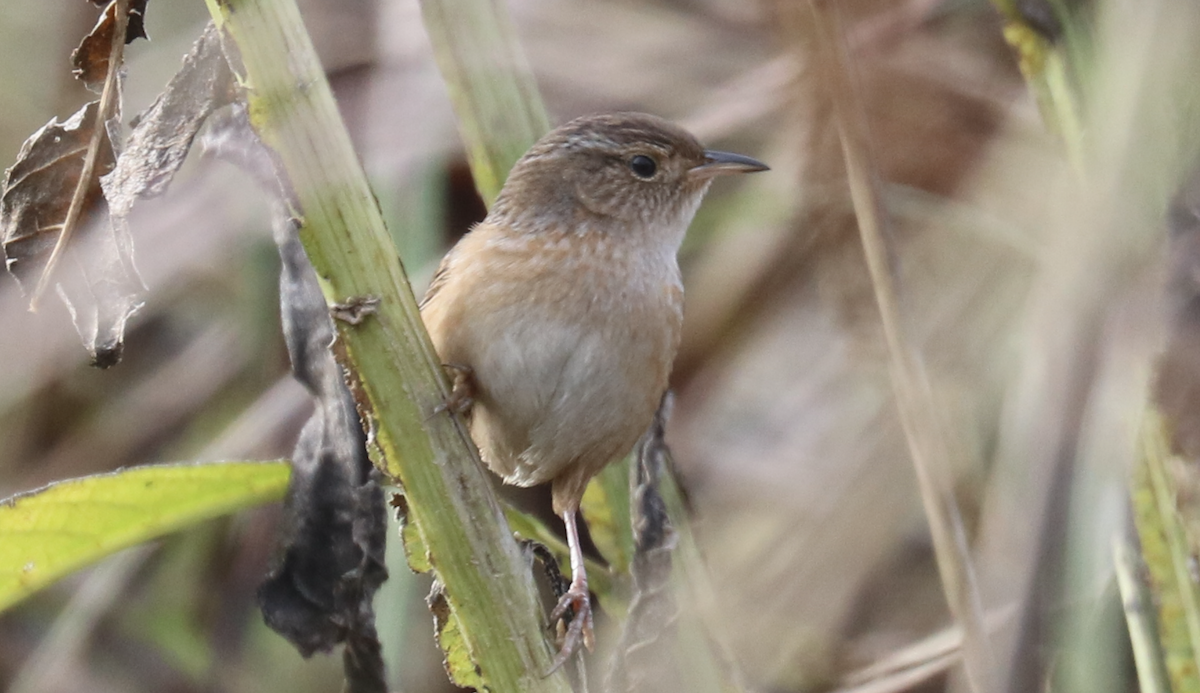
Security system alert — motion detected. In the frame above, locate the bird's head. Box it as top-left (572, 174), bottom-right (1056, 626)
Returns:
top-left (490, 112), bottom-right (768, 243)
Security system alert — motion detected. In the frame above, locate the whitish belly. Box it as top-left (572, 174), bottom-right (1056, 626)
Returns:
top-left (467, 288), bottom-right (677, 486)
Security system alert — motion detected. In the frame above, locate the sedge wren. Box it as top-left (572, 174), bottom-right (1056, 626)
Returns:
top-left (420, 112), bottom-right (767, 669)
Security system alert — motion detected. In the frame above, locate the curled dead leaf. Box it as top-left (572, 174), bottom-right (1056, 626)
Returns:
top-left (1, 101), bottom-right (114, 291)
top-left (72, 0), bottom-right (150, 92)
top-left (102, 24), bottom-right (233, 217)
top-left (3, 19), bottom-right (233, 367)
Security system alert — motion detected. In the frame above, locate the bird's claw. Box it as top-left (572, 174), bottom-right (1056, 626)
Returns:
top-left (433, 363), bottom-right (475, 416)
top-left (545, 586), bottom-right (594, 675)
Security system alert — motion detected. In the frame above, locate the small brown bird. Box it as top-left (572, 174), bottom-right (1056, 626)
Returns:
top-left (420, 112), bottom-right (767, 668)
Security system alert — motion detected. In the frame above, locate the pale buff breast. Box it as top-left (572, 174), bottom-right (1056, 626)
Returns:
top-left (421, 222), bottom-right (683, 489)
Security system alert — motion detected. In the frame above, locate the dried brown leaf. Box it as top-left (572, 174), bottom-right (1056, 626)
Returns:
top-left (55, 211), bottom-right (145, 369)
top-left (1, 101), bottom-right (115, 291)
top-left (18, 0), bottom-right (129, 308)
top-left (73, 2), bottom-right (119, 91)
top-left (0, 0), bottom-right (135, 366)
top-left (102, 24), bottom-right (233, 218)
top-left (0, 95), bottom-right (143, 368)
top-left (70, 23), bottom-right (232, 368)
top-left (64, 21), bottom-right (235, 369)
top-left (2, 5), bottom-right (228, 368)
top-left (72, 0), bottom-right (149, 92)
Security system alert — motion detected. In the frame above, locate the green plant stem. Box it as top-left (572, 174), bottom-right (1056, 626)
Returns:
top-left (416, 0), bottom-right (550, 204)
top-left (202, 0), bottom-right (570, 689)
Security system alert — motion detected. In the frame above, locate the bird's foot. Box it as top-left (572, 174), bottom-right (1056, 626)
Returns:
top-left (545, 582), bottom-right (594, 675)
top-left (433, 363), bottom-right (475, 416)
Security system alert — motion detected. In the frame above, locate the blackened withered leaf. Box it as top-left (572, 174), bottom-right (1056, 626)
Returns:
top-left (73, 0), bottom-right (149, 92)
top-left (126, 0), bottom-right (149, 42)
top-left (257, 217), bottom-right (388, 692)
top-left (1, 101), bottom-right (114, 291)
top-left (606, 398), bottom-right (681, 693)
top-left (102, 24), bottom-right (233, 218)
top-left (85, 0), bottom-right (149, 33)
top-left (204, 104), bottom-right (388, 691)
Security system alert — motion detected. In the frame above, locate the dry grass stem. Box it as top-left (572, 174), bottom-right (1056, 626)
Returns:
top-left (805, 2), bottom-right (994, 690)
top-left (832, 652), bottom-right (958, 693)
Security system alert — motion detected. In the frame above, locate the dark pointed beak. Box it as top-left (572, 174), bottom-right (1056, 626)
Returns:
top-left (689, 150), bottom-right (770, 179)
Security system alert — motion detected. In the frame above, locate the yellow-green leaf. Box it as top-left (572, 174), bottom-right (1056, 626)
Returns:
top-left (502, 504), bottom-right (622, 615)
top-left (428, 583), bottom-right (488, 690)
top-left (392, 491), bottom-right (433, 574)
top-left (0, 460), bottom-right (290, 613)
top-left (581, 456), bottom-right (634, 575)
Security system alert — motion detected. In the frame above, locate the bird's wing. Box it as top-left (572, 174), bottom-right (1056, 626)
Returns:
top-left (419, 252), bottom-right (454, 311)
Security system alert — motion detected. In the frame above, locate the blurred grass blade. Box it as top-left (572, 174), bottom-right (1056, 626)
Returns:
top-left (969, 0), bottom-right (1200, 689)
top-left (989, 0), bottom-right (1085, 165)
top-left (580, 455), bottom-right (635, 575)
top-left (7, 545), bottom-right (153, 693)
top-left (0, 460), bottom-right (289, 613)
top-left (1054, 289), bottom-right (1161, 693)
top-left (830, 653), bottom-right (958, 693)
top-left (1112, 534), bottom-right (1171, 693)
top-left (1133, 413), bottom-right (1200, 693)
top-left (416, 0), bottom-right (550, 204)
top-left (658, 459), bottom-right (751, 693)
top-left (804, 3), bottom-right (994, 690)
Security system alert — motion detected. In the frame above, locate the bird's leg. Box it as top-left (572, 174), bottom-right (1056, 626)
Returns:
top-left (546, 507), bottom-right (594, 674)
top-left (433, 363), bottom-right (475, 416)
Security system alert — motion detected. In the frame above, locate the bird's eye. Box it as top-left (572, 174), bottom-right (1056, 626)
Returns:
top-left (629, 155), bottom-right (658, 179)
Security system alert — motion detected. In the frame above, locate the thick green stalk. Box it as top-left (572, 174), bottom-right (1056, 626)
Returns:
top-left (417, 0), bottom-right (550, 204)
top-left (202, 0), bottom-right (570, 690)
